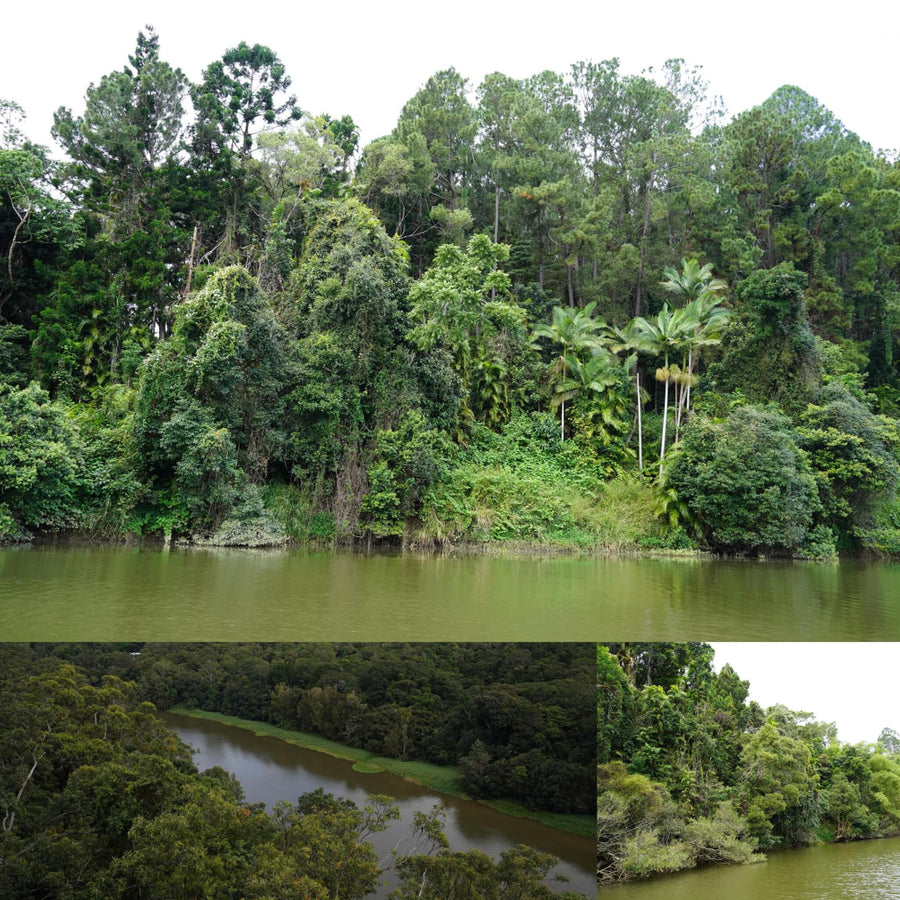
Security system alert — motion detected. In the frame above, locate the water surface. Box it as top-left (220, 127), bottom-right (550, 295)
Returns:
top-left (2, 544), bottom-right (899, 640)
top-left (160, 711), bottom-right (595, 896)
top-left (600, 837), bottom-right (900, 899)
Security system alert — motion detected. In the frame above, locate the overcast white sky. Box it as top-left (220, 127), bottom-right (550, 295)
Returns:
top-left (711, 643), bottom-right (899, 747)
top-left (4, 0), bottom-right (899, 155)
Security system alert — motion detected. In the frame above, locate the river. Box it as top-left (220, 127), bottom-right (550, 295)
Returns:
top-left (159, 710), bottom-right (595, 897)
top-left (599, 835), bottom-right (900, 899)
top-left (2, 544), bottom-right (900, 640)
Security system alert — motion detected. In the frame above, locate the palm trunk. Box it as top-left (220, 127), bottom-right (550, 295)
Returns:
top-left (659, 357), bottom-right (669, 478)
top-left (636, 369), bottom-right (643, 471)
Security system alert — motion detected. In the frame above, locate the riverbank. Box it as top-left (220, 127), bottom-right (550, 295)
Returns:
top-left (597, 834), bottom-right (900, 897)
top-left (16, 524), bottom-right (838, 562)
top-left (169, 707), bottom-right (594, 837)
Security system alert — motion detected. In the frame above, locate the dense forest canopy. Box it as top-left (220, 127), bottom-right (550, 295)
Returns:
top-left (2, 28), bottom-right (899, 555)
top-left (0, 644), bottom-right (590, 899)
top-left (33, 642), bottom-right (596, 816)
top-left (597, 643), bottom-right (900, 883)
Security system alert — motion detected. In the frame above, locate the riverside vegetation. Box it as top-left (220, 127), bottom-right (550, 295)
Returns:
top-left (2, 30), bottom-right (900, 557)
top-left (598, 643), bottom-right (900, 884)
top-left (0, 643), bottom-right (594, 898)
top-left (27, 643), bottom-right (595, 822)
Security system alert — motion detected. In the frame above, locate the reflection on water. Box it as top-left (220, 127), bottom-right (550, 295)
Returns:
top-left (600, 837), bottom-right (900, 899)
top-left (161, 711), bottom-right (595, 896)
top-left (2, 544), bottom-right (900, 640)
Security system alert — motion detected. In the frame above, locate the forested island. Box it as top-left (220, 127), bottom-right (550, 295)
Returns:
top-left (597, 643), bottom-right (900, 884)
top-left (2, 29), bottom-right (900, 557)
top-left (0, 642), bottom-right (594, 898)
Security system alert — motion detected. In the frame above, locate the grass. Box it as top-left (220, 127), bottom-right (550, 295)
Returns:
top-left (168, 707), bottom-right (593, 835)
top-left (417, 468), bottom-right (676, 554)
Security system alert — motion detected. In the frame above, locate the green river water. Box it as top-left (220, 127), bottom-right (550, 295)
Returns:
top-left (601, 835), bottom-right (900, 898)
top-left (1, 543), bottom-right (899, 640)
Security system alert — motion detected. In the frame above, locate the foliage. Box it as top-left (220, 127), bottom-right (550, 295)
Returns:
top-left (44, 643), bottom-right (595, 818)
top-left (597, 643), bottom-right (900, 884)
top-left (0, 380), bottom-right (84, 537)
top-left (361, 410), bottom-right (454, 536)
top-left (708, 264), bottom-right (822, 414)
top-left (418, 413), bottom-right (654, 546)
top-left (2, 35), bottom-right (900, 554)
top-left (134, 266), bottom-right (291, 535)
top-left (798, 381), bottom-right (900, 551)
top-left (667, 405), bottom-right (825, 555)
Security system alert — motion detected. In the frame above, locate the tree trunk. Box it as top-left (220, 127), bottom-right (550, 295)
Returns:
top-left (493, 184), bottom-right (500, 243)
top-left (636, 369), bottom-right (643, 471)
top-left (659, 359), bottom-right (669, 478)
top-left (634, 167), bottom-right (657, 317)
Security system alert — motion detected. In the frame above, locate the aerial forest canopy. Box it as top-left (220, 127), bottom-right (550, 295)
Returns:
top-left (2, 28), bottom-right (899, 555)
top-left (0, 644), bottom-right (591, 899)
top-left (598, 643), bottom-right (900, 883)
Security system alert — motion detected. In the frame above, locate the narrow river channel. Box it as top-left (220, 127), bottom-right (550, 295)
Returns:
top-left (599, 835), bottom-right (900, 899)
top-left (159, 711), bottom-right (596, 897)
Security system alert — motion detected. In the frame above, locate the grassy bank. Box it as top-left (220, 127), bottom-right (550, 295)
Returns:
top-left (168, 707), bottom-right (594, 836)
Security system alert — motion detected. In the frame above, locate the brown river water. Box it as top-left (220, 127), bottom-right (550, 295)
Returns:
top-left (160, 710), bottom-right (595, 896)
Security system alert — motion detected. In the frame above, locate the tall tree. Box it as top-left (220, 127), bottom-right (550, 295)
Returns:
top-left (53, 27), bottom-right (187, 238)
top-left (42, 28), bottom-right (190, 392)
top-left (191, 41), bottom-right (303, 258)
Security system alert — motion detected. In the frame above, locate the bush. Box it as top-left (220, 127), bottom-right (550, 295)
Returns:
top-left (0, 381), bottom-right (85, 538)
top-left (667, 405), bottom-right (824, 555)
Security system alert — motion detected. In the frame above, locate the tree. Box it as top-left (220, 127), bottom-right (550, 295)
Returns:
top-left (0, 137), bottom-right (75, 327)
top-left (798, 381), bottom-right (900, 550)
top-left (476, 72), bottom-right (524, 243)
top-left (555, 350), bottom-right (631, 448)
top-left (738, 720), bottom-right (819, 847)
top-left (666, 405), bottom-right (824, 555)
top-left (657, 261), bottom-right (731, 438)
top-left (389, 69), bottom-right (476, 271)
top-left (408, 234), bottom-right (525, 428)
top-left (0, 381), bottom-right (84, 538)
top-left (134, 266), bottom-right (292, 536)
top-left (53, 27), bottom-right (187, 236)
top-left (708, 263), bottom-right (821, 415)
top-left (532, 301), bottom-right (605, 439)
top-left (191, 42), bottom-right (302, 257)
top-left (192, 42), bottom-right (302, 164)
top-left (289, 198), bottom-right (460, 529)
top-left (628, 303), bottom-right (696, 474)
top-left (45, 29), bottom-right (191, 385)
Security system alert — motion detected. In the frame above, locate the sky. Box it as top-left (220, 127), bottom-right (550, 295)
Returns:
top-left (711, 643), bottom-right (899, 746)
top-left (3, 0), bottom-right (899, 155)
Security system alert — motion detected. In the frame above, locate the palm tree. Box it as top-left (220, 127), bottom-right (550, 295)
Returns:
top-left (659, 258), bottom-right (730, 438)
top-left (610, 320), bottom-right (649, 470)
top-left (659, 258), bottom-right (727, 304)
top-left (552, 350), bottom-right (630, 443)
top-left (674, 295), bottom-right (731, 437)
top-left (629, 303), bottom-right (695, 476)
top-left (532, 301), bottom-right (605, 440)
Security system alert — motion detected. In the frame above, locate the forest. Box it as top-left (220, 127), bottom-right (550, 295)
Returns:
top-left (597, 643), bottom-right (900, 883)
top-left (35, 642), bottom-right (595, 816)
top-left (2, 28), bottom-right (900, 556)
top-left (0, 643), bottom-right (593, 899)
